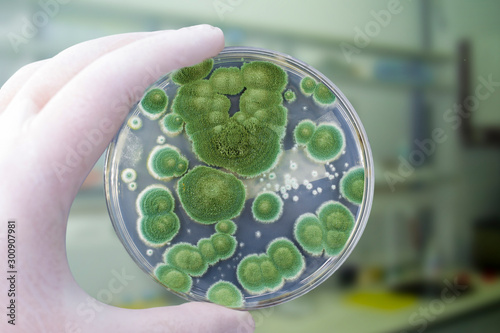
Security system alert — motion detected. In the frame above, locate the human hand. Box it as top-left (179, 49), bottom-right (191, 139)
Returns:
top-left (0, 24), bottom-right (254, 333)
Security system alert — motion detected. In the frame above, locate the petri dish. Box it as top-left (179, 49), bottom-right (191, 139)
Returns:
top-left (104, 46), bottom-right (374, 309)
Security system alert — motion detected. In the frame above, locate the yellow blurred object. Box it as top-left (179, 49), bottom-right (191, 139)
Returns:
top-left (345, 291), bottom-right (417, 311)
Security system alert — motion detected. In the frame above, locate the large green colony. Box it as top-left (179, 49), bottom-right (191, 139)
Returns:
top-left (237, 238), bottom-right (304, 294)
top-left (206, 281), bottom-right (244, 308)
top-left (177, 166), bottom-right (246, 224)
top-left (140, 88), bottom-right (168, 120)
top-left (251, 191), bottom-right (283, 223)
top-left (171, 60), bottom-right (288, 178)
top-left (340, 167), bottom-right (365, 205)
top-left (294, 201), bottom-right (355, 256)
top-left (155, 224), bottom-right (238, 294)
top-left (136, 185), bottom-right (180, 247)
top-left (147, 144), bottom-right (189, 181)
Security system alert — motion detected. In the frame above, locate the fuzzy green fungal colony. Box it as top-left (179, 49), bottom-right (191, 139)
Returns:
top-left (340, 167), bottom-right (365, 205)
top-left (121, 168), bottom-right (137, 183)
top-left (313, 83), bottom-right (336, 105)
top-left (294, 201), bottom-right (355, 256)
top-left (172, 58), bottom-right (214, 85)
top-left (160, 113), bottom-right (184, 136)
top-left (293, 120), bottom-right (316, 146)
top-left (177, 166), bottom-right (246, 224)
top-left (140, 88), bottom-right (168, 120)
top-left (155, 230), bottom-right (238, 293)
top-left (207, 281), bottom-right (243, 308)
top-left (136, 185), bottom-right (180, 247)
top-left (305, 123), bottom-right (345, 163)
top-left (147, 144), bottom-right (189, 181)
top-left (236, 238), bottom-right (304, 294)
top-left (215, 220), bottom-right (237, 235)
top-left (171, 60), bottom-right (288, 177)
top-left (155, 265), bottom-right (192, 293)
top-left (284, 89), bottom-right (296, 103)
top-left (251, 191), bottom-right (283, 223)
top-left (300, 77), bottom-right (316, 95)
top-left (127, 116), bottom-right (142, 130)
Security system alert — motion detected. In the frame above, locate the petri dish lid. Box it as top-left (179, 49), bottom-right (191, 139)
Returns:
top-left (104, 46), bottom-right (374, 310)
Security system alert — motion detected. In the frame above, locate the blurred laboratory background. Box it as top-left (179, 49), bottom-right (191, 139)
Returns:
top-left (1, 0), bottom-right (500, 332)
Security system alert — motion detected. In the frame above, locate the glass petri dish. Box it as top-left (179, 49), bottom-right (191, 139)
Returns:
top-left (104, 46), bottom-right (374, 309)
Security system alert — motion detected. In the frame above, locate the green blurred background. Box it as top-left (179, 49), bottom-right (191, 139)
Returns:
top-left (2, 0), bottom-right (500, 332)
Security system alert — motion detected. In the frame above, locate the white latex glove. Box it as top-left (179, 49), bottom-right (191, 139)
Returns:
top-left (0, 24), bottom-right (255, 333)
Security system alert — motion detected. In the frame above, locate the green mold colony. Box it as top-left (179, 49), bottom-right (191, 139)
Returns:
top-left (155, 230), bottom-right (238, 293)
top-left (340, 167), bottom-right (365, 205)
top-left (171, 60), bottom-right (288, 178)
top-left (160, 113), bottom-right (185, 136)
top-left (136, 185), bottom-right (180, 247)
top-left (237, 238), bottom-right (304, 294)
top-left (293, 119), bottom-right (316, 146)
top-left (207, 281), bottom-right (243, 308)
top-left (147, 144), bottom-right (189, 181)
top-left (313, 83), bottom-right (336, 105)
top-left (251, 191), bottom-right (283, 223)
top-left (300, 77), bottom-right (316, 95)
top-left (121, 168), bottom-right (137, 183)
top-left (177, 166), bottom-right (246, 224)
top-left (306, 123), bottom-right (345, 163)
top-left (127, 116), bottom-right (142, 130)
top-left (284, 89), bottom-right (296, 103)
top-left (215, 220), bottom-right (237, 235)
top-left (294, 201), bottom-right (355, 256)
top-left (171, 58), bottom-right (214, 85)
top-left (140, 88), bottom-right (168, 120)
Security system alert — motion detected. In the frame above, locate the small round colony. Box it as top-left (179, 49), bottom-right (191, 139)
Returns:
top-left (210, 233), bottom-right (237, 260)
top-left (177, 166), bottom-right (246, 224)
top-left (215, 220), bottom-right (237, 235)
top-left (136, 185), bottom-right (180, 247)
top-left (209, 67), bottom-right (244, 95)
top-left (236, 254), bottom-right (270, 294)
top-left (140, 88), bottom-right (168, 120)
top-left (300, 77), bottom-right (316, 95)
top-left (340, 167), bottom-right (365, 205)
top-left (251, 191), bottom-right (283, 223)
top-left (171, 58), bottom-right (214, 85)
top-left (267, 238), bottom-right (305, 279)
top-left (160, 113), bottom-right (184, 136)
top-left (313, 83), bottom-right (336, 105)
top-left (294, 213), bottom-right (325, 256)
top-left (147, 144), bottom-right (189, 181)
top-left (127, 116), bottom-right (142, 130)
top-left (155, 265), bottom-right (192, 293)
top-left (293, 120), bottom-right (316, 146)
top-left (206, 281), bottom-right (243, 308)
top-left (197, 238), bottom-right (219, 265)
top-left (121, 168), bottom-right (137, 183)
top-left (317, 201), bottom-right (355, 256)
top-left (284, 89), bottom-right (296, 103)
top-left (165, 243), bottom-right (208, 277)
top-left (306, 123), bottom-right (345, 163)
top-left (139, 213), bottom-right (180, 247)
